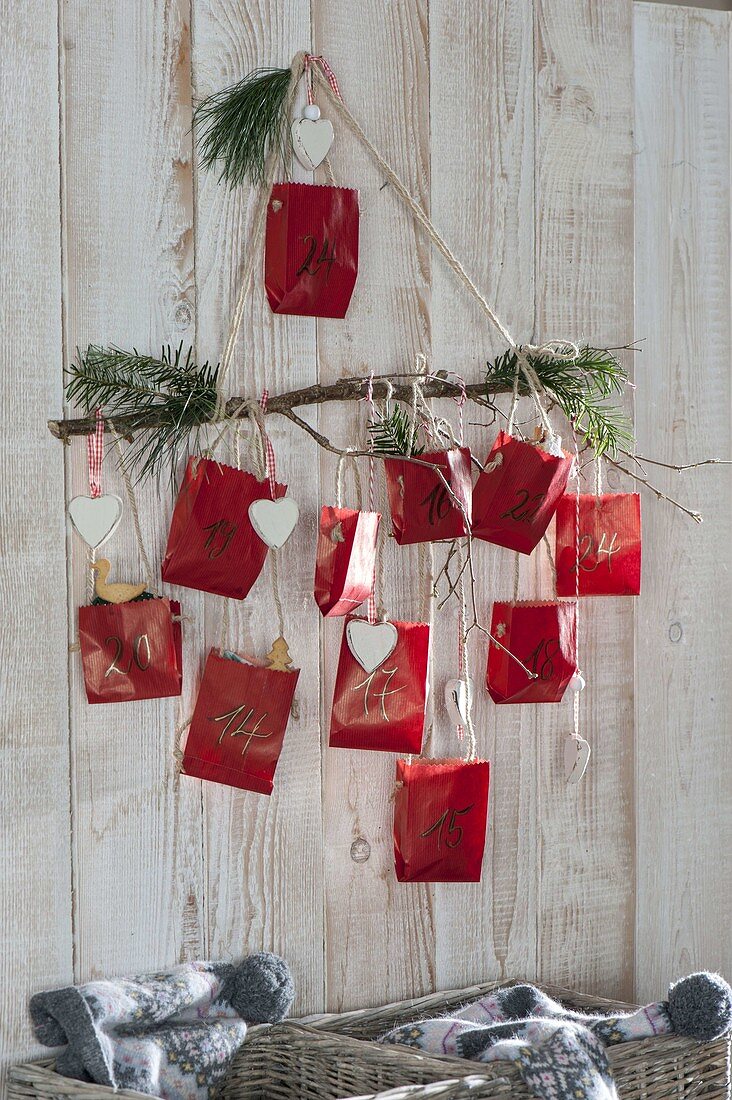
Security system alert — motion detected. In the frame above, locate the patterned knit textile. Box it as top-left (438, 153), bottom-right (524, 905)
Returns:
top-left (29, 955), bottom-right (293, 1100)
top-left (380, 983), bottom-right (676, 1100)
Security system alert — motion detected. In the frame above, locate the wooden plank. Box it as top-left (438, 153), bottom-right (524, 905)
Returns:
top-left (634, 2), bottom-right (732, 1001)
top-left (429, 0), bottom-right (540, 990)
top-left (534, 0), bottom-right (635, 999)
top-left (191, 1), bottom-right (324, 1014)
top-left (61, 0), bottom-right (205, 977)
top-left (0, 2), bottom-right (73, 1083)
top-left (313, 2), bottom-right (438, 1011)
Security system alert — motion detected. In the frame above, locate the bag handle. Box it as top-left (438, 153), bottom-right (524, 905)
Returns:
top-left (335, 451), bottom-right (363, 510)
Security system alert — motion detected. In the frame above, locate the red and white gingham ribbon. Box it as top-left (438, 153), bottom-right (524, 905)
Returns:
top-left (303, 54), bottom-right (343, 105)
top-left (363, 371), bottom-right (378, 624)
top-left (259, 391), bottom-right (277, 498)
top-left (87, 408), bottom-right (105, 498)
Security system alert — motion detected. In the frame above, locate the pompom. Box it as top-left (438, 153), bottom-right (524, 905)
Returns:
top-left (223, 953), bottom-right (295, 1023)
top-left (668, 972), bottom-right (732, 1042)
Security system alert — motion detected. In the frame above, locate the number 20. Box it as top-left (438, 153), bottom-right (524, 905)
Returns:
top-left (104, 634), bottom-right (151, 677)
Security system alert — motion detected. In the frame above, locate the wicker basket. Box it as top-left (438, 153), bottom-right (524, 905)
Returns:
top-left (8, 981), bottom-right (731, 1100)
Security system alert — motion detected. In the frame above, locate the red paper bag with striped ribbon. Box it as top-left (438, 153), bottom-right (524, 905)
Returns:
top-left (393, 758), bottom-right (491, 883)
top-left (555, 493), bottom-right (641, 596)
top-left (182, 649), bottom-right (299, 795)
top-left (384, 447), bottom-right (473, 545)
top-left (472, 431), bottom-right (573, 554)
top-left (329, 616), bottom-right (430, 753)
top-left (78, 597), bottom-right (182, 704)
top-left (161, 456), bottom-right (286, 600)
top-left (314, 506), bottom-right (381, 617)
top-left (486, 600), bottom-right (577, 704)
top-left (265, 182), bottom-right (359, 318)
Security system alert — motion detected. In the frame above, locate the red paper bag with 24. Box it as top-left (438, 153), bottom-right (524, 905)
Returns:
top-left (472, 431), bottom-right (573, 554)
top-left (182, 649), bottom-right (299, 795)
top-left (329, 617), bottom-right (430, 753)
top-left (78, 597), bottom-right (182, 704)
top-left (161, 457), bottom-right (286, 600)
top-left (393, 758), bottom-right (491, 883)
top-left (314, 506), bottom-right (380, 617)
top-left (486, 600), bottom-right (577, 704)
top-left (555, 492), bottom-right (641, 596)
top-left (384, 447), bottom-right (472, 545)
top-left (264, 182), bottom-right (359, 318)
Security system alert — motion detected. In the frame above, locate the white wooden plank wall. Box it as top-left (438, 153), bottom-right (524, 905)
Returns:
top-left (634, 2), bottom-right (732, 1002)
top-left (0, 0), bottom-right (730, 1084)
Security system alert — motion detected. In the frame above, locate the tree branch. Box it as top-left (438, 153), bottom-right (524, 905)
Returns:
top-left (48, 375), bottom-right (501, 442)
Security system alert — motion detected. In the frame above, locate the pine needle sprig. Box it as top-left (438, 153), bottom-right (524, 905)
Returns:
top-left (66, 344), bottom-right (219, 483)
top-left (368, 405), bottom-right (425, 457)
top-left (194, 66), bottom-right (292, 186)
top-left (485, 344), bottom-right (634, 456)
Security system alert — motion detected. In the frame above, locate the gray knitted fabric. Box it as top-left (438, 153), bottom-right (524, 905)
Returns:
top-left (29, 954), bottom-right (294, 1100)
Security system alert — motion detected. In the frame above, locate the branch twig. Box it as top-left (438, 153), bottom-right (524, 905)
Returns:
top-left (48, 375), bottom-right (501, 442)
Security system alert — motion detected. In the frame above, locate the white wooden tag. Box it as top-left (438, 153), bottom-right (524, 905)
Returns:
top-left (249, 498), bottom-right (299, 549)
top-left (564, 736), bottom-right (591, 784)
top-left (445, 677), bottom-right (473, 727)
top-left (346, 619), bottom-right (398, 674)
top-left (291, 117), bottom-right (334, 170)
top-left (68, 494), bottom-right (123, 550)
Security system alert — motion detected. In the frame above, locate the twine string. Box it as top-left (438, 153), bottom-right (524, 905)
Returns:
top-left (335, 451), bottom-right (363, 510)
top-left (110, 425), bottom-right (156, 593)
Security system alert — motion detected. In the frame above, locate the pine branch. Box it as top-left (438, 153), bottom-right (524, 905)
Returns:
top-left (367, 406), bottom-right (425, 457)
top-left (65, 344), bottom-right (220, 483)
top-left (485, 344), bottom-right (634, 457)
top-left (194, 67), bottom-right (292, 186)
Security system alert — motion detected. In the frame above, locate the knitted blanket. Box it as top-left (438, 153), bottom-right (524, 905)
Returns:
top-left (29, 954), bottom-right (294, 1100)
top-left (380, 977), bottom-right (732, 1100)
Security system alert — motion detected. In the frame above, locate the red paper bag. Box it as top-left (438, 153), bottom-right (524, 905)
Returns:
top-left (264, 182), bottom-right (359, 318)
top-left (182, 649), bottom-right (299, 795)
top-left (329, 617), bottom-right (430, 753)
top-left (384, 447), bottom-right (472, 545)
top-left (486, 600), bottom-right (577, 704)
top-left (555, 493), bottom-right (641, 596)
top-left (78, 597), bottom-right (182, 704)
top-left (161, 456), bottom-right (286, 600)
top-left (472, 431), bottom-right (573, 554)
top-left (394, 758), bottom-right (490, 883)
top-left (314, 506), bottom-right (381, 617)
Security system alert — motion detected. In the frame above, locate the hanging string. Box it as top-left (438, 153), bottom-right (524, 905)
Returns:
top-left (595, 455), bottom-right (604, 497)
top-left (571, 424), bottom-right (584, 747)
top-left (335, 451), bottom-right (363, 509)
top-left (364, 370), bottom-right (379, 624)
top-left (109, 425), bottom-right (157, 593)
top-left (512, 551), bottom-right (521, 605)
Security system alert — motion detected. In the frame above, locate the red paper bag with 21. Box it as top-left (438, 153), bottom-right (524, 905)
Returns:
top-left (393, 758), bottom-right (491, 883)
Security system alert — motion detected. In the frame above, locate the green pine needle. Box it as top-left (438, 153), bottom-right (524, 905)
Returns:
top-left (368, 406), bottom-right (425, 457)
top-left (194, 66), bottom-right (292, 186)
top-left (485, 344), bottom-right (634, 457)
top-left (66, 344), bottom-right (219, 484)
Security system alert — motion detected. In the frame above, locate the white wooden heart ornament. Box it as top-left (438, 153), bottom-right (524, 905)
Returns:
top-left (68, 494), bottom-right (124, 550)
top-left (248, 497), bottom-right (299, 549)
top-left (346, 619), bottom-right (398, 674)
top-left (564, 736), bottom-right (591, 784)
top-left (291, 117), bottom-right (334, 171)
top-left (445, 677), bottom-right (473, 728)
